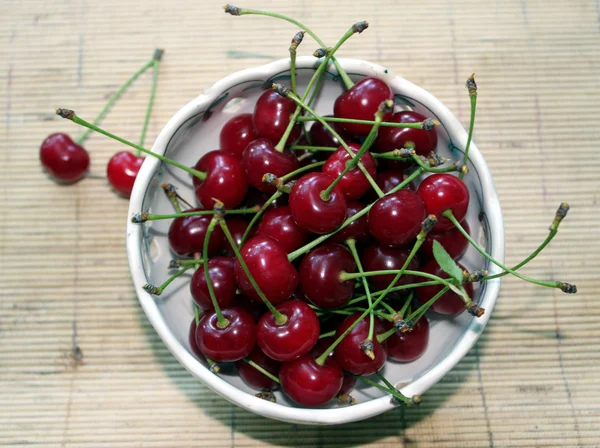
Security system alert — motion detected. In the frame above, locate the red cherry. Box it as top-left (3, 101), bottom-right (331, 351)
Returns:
top-left (421, 221), bottom-right (470, 260)
top-left (329, 200), bottom-right (370, 244)
top-left (363, 243), bottom-right (420, 291)
top-left (376, 169), bottom-right (417, 194)
top-left (244, 187), bottom-right (287, 209)
top-left (279, 353), bottom-right (343, 406)
top-left (231, 295), bottom-right (266, 322)
top-left (190, 257), bottom-right (237, 311)
top-left (299, 243), bottom-right (356, 309)
top-left (106, 151), bottom-right (144, 197)
top-left (333, 77), bottom-right (394, 136)
top-left (257, 299), bottom-right (320, 362)
top-left (220, 113), bottom-right (258, 158)
top-left (255, 206), bottom-right (310, 253)
top-left (384, 316), bottom-right (429, 362)
top-left (368, 190), bottom-right (426, 247)
top-left (334, 313), bottom-right (388, 375)
top-left (308, 115), bottom-right (352, 148)
top-left (40, 133), bottom-right (90, 183)
top-left (322, 143), bottom-right (377, 200)
top-left (234, 236), bottom-right (299, 304)
top-left (189, 318), bottom-right (203, 358)
top-left (288, 172), bottom-right (347, 234)
top-left (192, 150), bottom-right (248, 209)
top-left (374, 111), bottom-right (438, 156)
top-left (339, 375), bottom-right (358, 396)
top-left (235, 346), bottom-right (280, 391)
top-left (417, 174), bottom-right (469, 231)
top-left (253, 90), bottom-right (301, 145)
top-left (415, 259), bottom-right (473, 315)
top-left (222, 218), bottom-right (254, 258)
top-left (195, 307), bottom-right (256, 362)
top-left (168, 210), bottom-right (225, 257)
top-left (241, 139), bottom-right (299, 193)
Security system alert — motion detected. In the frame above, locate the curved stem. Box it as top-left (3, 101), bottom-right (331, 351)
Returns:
top-left (346, 238), bottom-right (374, 342)
top-left (354, 375), bottom-right (413, 406)
top-left (138, 57), bottom-right (161, 152)
top-left (204, 219), bottom-right (229, 328)
top-left (291, 145), bottom-right (337, 152)
top-left (318, 330), bottom-right (336, 339)
top-left (142, 264), bottom-right (193, 295)
top-left (239, 191), bottom-right (282, 247)
top-left (280, 161), bottom-right (326, 182)
top-left (243, 358), bottom-right (280, 384)
top-left (398, 290), bottom-right (414, 319)
top-left (134, 207), bottom-right (259, 223)
top-left (296, 116), bottom-right (427, 129)
top-left (348, 280), bottom-right (442, 306)
top-left (406, 286), bottom-right (449, 324)
top-left (307, 68), bottom-right (327, 108)
top-left (341, 269), bottom-right (455, 289)
top-left (459, 74), bottom-right (477, 180)
top-left (162, 184), bottom-right (183, 213)
top-left (194, 305), bottom-right (201, 325)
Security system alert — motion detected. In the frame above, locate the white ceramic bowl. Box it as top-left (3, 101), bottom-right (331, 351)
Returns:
top-left (126, 56), bottom-right (505, 425)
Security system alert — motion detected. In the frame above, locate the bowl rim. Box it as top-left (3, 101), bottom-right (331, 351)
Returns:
top-left (126, 56), bottom-right (505, 425)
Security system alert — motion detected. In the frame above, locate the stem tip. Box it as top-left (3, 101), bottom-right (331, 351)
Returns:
top-left (352, 21), bottom-right (369, 34)
top-left (558, 282), bottom-right (577, 294)
top-left (143, 284), bottom-right (161, 295)
top-left (153, 48), bottom-right (164, 60)
top-left (338, 393), bottom-right (357, 405)
top-left (422, 118), bottom-right (438, 131)
top-left (272, 83), bottom-right (291, 97)
top-left (466, 73), bottom-right (477, 96)
top-left (224, 4), bottom-right (241, 15)
top-left (56, 108), bottom-right (75, 120)
top-left (131, 212), bottom-right (148, 223)
top-left (255, 391), bottom-right (277, 402)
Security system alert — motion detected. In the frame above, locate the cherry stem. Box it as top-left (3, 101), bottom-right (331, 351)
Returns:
top-left (316, 308), bottom-right (392, 321)
top-left (289, 31), bottom-right (305, 96)
top-left (379, 300), bottom-right (397, 315)
top-left (307, 68), bottom-right (327, 107)
top-left (57, 110), bottom-right (207, 181)
top-left (459, 73), bottom-right (477, 180)
top-left (287, 168), bottom-right (423, 262)
top-left (348, 280), bottom-right (440, 306)
top-left (162, 183), bottom-right (182, 213)
top-left (205, 356), bottom-right (220, 373)
top-left (131, 207), bottom-right (259, 223)
top-left (354, 375), bottom-right (416, 406)
top-left (346, 238), bottom-right (375, 343)
top-left (243, 357), bottom-right (281, 384)
top-left (281, 161), bottom-right (326, 182)
top-left (75, 52), bottom-right (158, 145)
top-left (194, 305), bottom-right (201, 325)
top-left (318, 330), bottom-right (336, 339)
top-left (341, 269), bottom-right (454, 289)
top-left (142, 264), bottom-right (193, 295)
top-left (398, 290), bottom-right (414, 318)
top-left (219, 219), bottom-right (289, 325)
top-left (405, 286), bottom-right (449, 327)
top-left (443, 210), bottom-right (577, 293)
top-left (203, 216), bottom-right (229, 328)
top-left (240, 190), bottom-right (283, 246)
top-left (296, 116), bottom-right (434, 129)
top-left (376, 324), bottom-right (398, 343)
top-left (137, 50), bottom-right (163, 154)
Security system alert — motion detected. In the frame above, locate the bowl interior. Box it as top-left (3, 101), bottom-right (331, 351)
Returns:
top-left (132, 58), bottom-right (500, 422)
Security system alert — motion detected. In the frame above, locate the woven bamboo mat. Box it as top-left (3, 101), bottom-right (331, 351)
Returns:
top-left (1, 0), bottom-right (599, 446)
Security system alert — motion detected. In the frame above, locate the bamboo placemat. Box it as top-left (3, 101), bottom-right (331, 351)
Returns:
top-left (1, 0), bottom-right (599, 446)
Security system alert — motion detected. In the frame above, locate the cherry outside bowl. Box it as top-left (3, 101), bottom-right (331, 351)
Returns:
top-left (126, 57), bottom-right (505, 425)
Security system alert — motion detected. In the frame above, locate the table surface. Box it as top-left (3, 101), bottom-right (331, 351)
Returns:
top-left (1, 0), bottom-right (599, 446)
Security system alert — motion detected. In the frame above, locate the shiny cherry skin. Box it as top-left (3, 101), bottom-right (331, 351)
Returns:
top-left (222, 218), bottom-right (254, 258)
top-left (235, 346), bottom-right (280, 391)
top-left (220, 113), bottom-right (258, 158)
top-left (253, 90), bottom-right (301, 145)
top-left (415, 259), bottom-right (474, 315)
top-left (234, 236), bottom-right (299, 304)
top-left (195, 307), bottom-right (256, 362)
top-left (335, 313), bottom-right (388, 375)
top-left (339, 375), bottom-right (358, 396)
top-left (329, 200), bottom-right (370, 244)
top-left (322, 143), bottom-right (378, 200)
top-left (106, 151), bottom-right (144, 197)
top-left (168, 210), bottom-right (225, 257)
top-left (376, 169), bottom-right (417, 193)
top-left (190, 257), bottom-right (236, 311)
top-left (363, 243), bottom-right (420, 290)
top-left (368, 190), bottom-right (427, 247)
top-left (241, 139), bottom-right (299, 193)
top-left (288, 172), bottom-right (347, 234)
top-left (299, 243), bottom-right (356, 309)
top-left (417, 174), bottom-right (469, 231)
top-left (255, 206), bottom-right (310, 254)
top-left (40, 133), bottom-right (90, 183)
top-left (257, 299), bottom-right (320, 362)
top-left (279, 353), bottom-right (343, 406)
top-left (421, 221), bottom-right (470, 260)
top-left (333, 77), bottom-right (394, 136)
top-left (244, 187), bottom-right (287, 209)
top-left (374, 110), bottom-right (438, 156)
top-left (189, 318), bottom-right (203, 358)
top-left (308, 115), bottom-right (352, 148)
top-left (192, 150), bottom-right (248, 209)
top-left (384, 316), bottom-right (429, 362)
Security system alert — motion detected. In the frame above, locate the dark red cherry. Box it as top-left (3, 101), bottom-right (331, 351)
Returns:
top-left (308, 115), bottom-right (352, 148)
top-left (333, 77), bottom-right (394, 136)
top-left (363, 243), bottom-right (420, 291)
top-left (299, 243), bottom-right (356, 309)
top-left (329, 200), bottom-right (370, 244)
top-left (421, 221), bottom-right (470, 260)
top-left (244, 187), bottom-right (287, 209)
top-left (189, 318), bottom-right (203, 358)
top-left (235, 346), bottom-right (280, 391)
top-left (339, 375), bottom-right (357, 396)
top-left (231, 295), bottom-right (266, 322)
top-left (241, 139), bottom-right (300, 193)
top-left (312, 336), bottom-right (336, 358)
top-left (253, 90), bottom-right (301, 145)
top-left (255, 206), bottom-right (310, 254)
top-left (220, 113), bottom-right (258, 158)
top-left (190, 257), bottom-right (237, 311)
top-left (376, 169), bottom-right (417, 194)
top-left (279, 353), bottom-right (343, 406)
top-left (374, 110), bottom-right (438, 156)
top-left (40, 133), bottom-right (90, 183)
top-left (257, 299), bottom-right (320, 362)
top-left (334, 313), bottom-right (388, 375)
top-left (368, 190), bottom-right (426, 247)
top-left (234, 236), bottom-right (299, 304)
top-left (106, 151), bottom-right (144, 197)
top-left (384, 316), bottom-right (429, 362)
top-left (322, 143), bottom-right (377, 200)
top-left (415, 259), bottom-right (473, 315)
top-left (288, 172), bottom-right (347, 234)
top-left (222, 218), bottom-right (254, 258)
top-left (195, 307), bottom-right (256, 362)
top-left (168, 210), bottom-right (225, 257)
top-left (192, 150), bottom-right (248, 209)
top-left (417, 174), bottom-right (469, 231)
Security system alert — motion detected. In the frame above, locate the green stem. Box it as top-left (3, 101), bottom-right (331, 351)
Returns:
top-left (405, 286), bottom-right (449, 324)
top-left (398, 290), bottom-right (414, 318)
top-left (318, 330), bottom-right (336, 339)
top-left (134, 207), bottom-right (259, 222)
top-left (346, 238), bottom-right (375, 342)
top-left (75, 57), bottom-right (156, 145)
top-left (220, 220), bottom-right (288, 325)
top-left (204, 219), bottom-right (229, 328)
top-left (341, 269), bottom-right (455, 289)
top-left (354, 375), bottom-right (413, 405)
top-left (408, 151), bottom-right (456, 173)
top-left (162, 184), bottom-right (183, 213)
top-left (143, 264), bottom-right (193, 295)
top-left (307, 68), bottom-right (327, 107)
top-left (243, 358), bottom-right (281, 384)
top-left (194, 305), bottom-right (201, 325)
top-left (280, 161), bottom-right (326, 182)
top-left (380, 300), bottom-right (396, 315)
top-left (239, 191), bottom-right (283, 247)
top-left (138, 56), bottom-right (161, 152)
top-left (348, 280), bottom-right (441, 306)
top-left (459, 74), bottom-right (477, 180)
top-left (291, 145), bottom-right (337, 152)
top-left (296, 116), bottom-right (427, 129)
top-left (316, 309), bottom-right (392, 321)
